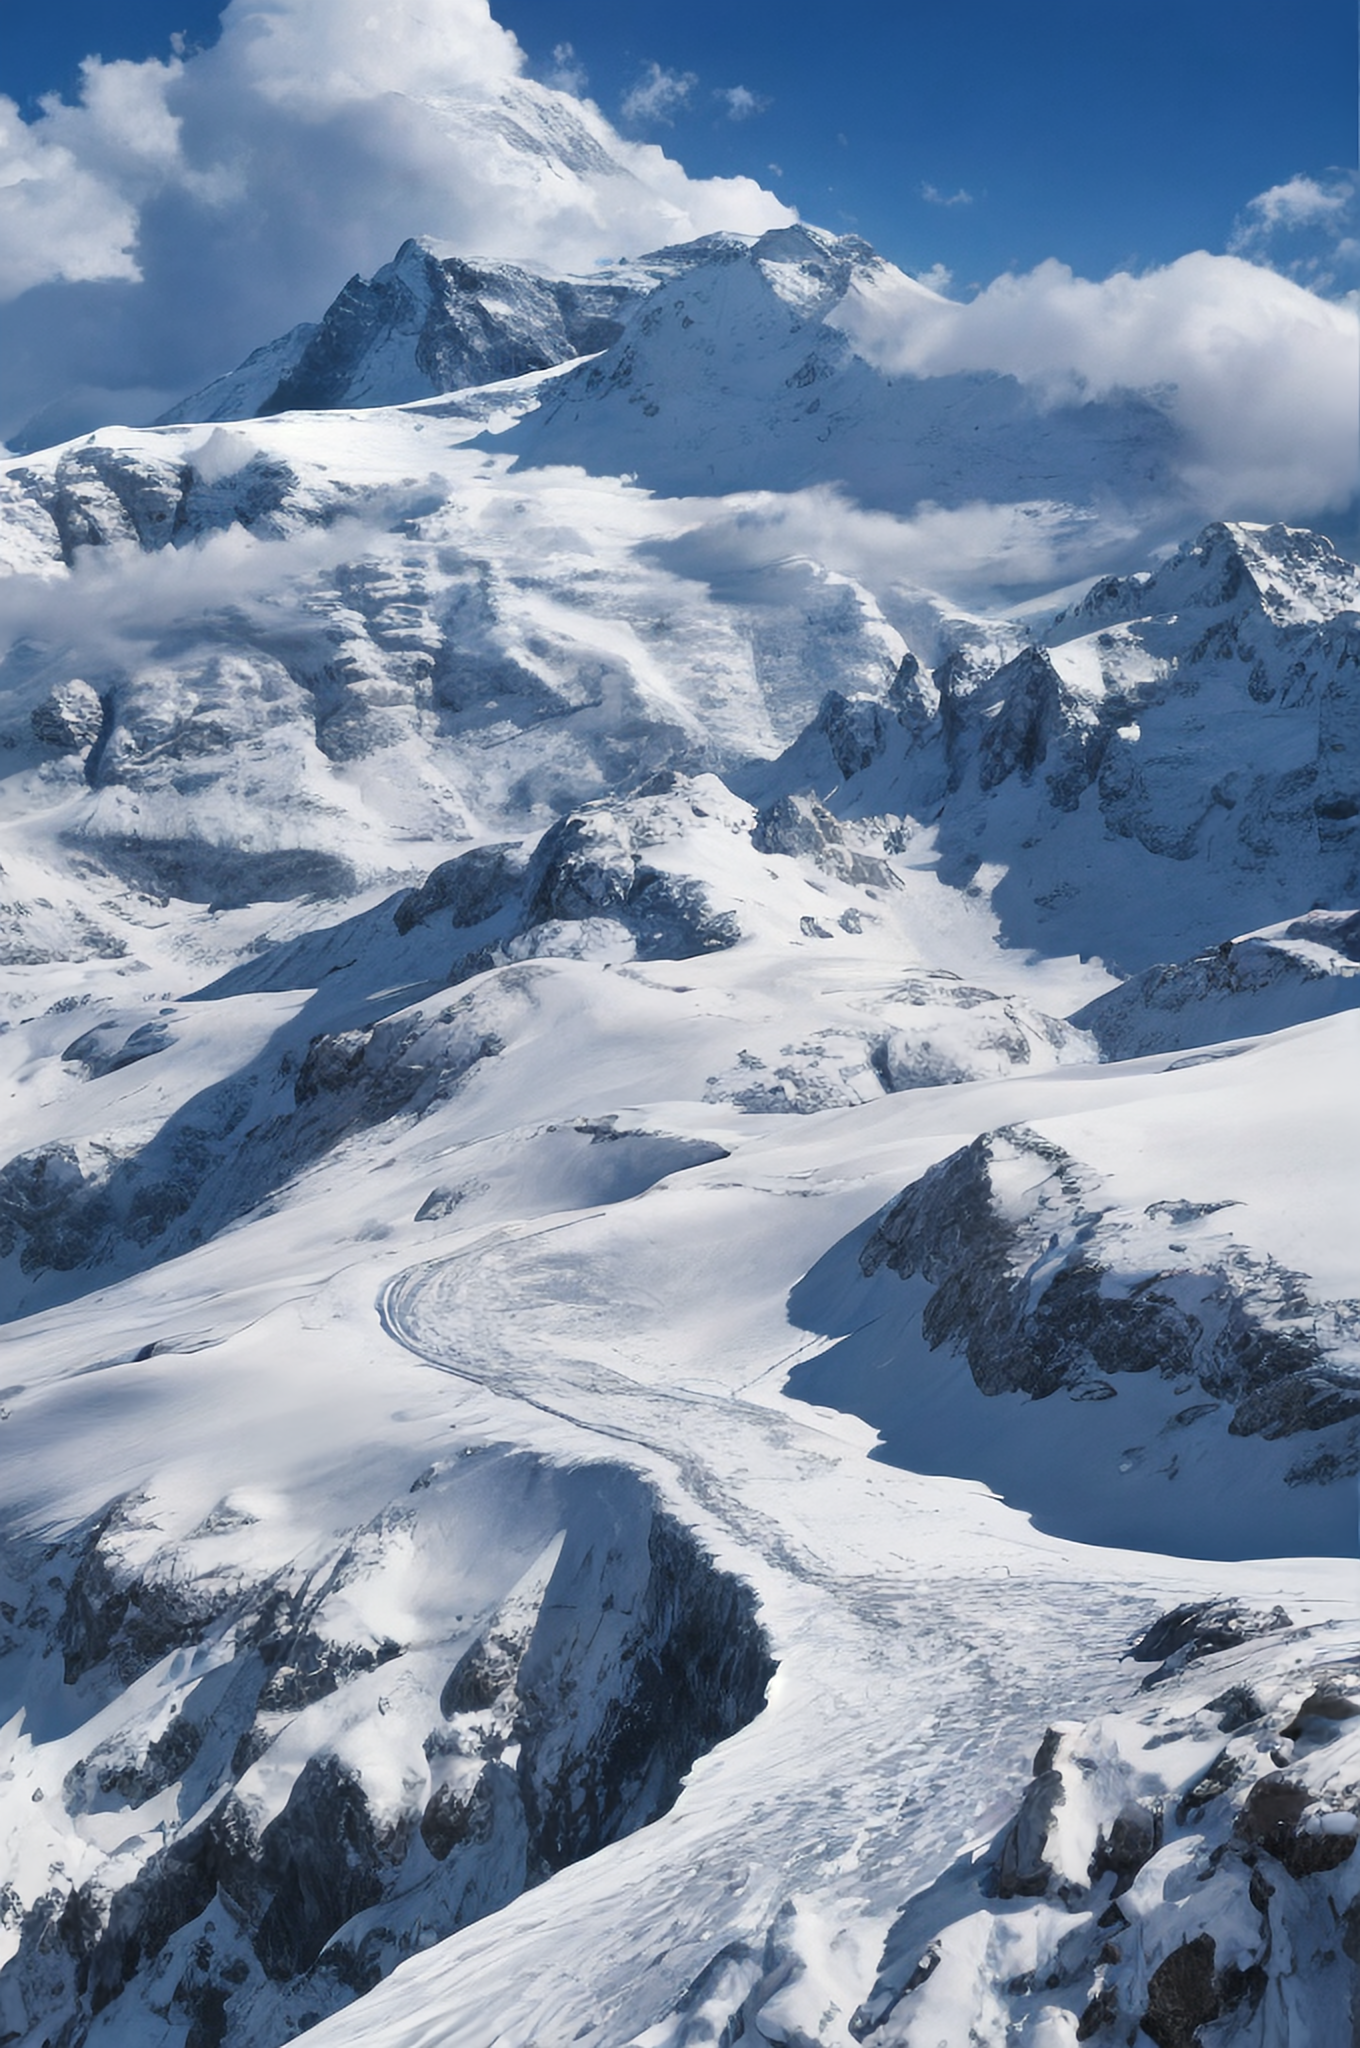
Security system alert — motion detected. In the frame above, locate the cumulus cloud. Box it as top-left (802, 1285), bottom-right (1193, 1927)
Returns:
top-left (921, 183), bottom-right (973, 208)
top-left (832, 252), bottom-right (1360, 520)
top-left (1229, 170), bottom-right (1358, 295)
top-left (0, 0), bottom-right (791, 445)
top-left (621, 63), bottom-right (697, 127)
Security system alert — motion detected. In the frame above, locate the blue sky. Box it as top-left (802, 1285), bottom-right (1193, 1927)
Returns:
top-left (503, 0), bottom-right (1357, 285)
top-left (6, 0), bottom-right (1354, 286)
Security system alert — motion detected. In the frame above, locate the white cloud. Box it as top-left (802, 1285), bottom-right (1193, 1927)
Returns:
top-left (832, 252), bottom-right (1360, 520)
top-left (0, 0), bottom-right (792, 443)
top-left (0, 54), bottom-right (193, 300)
top-left (652, 481), bottom-right (1152, 616)
top-left (921, 183), bottom-right (973, 208)
top-left (546, 42), bottom-right (587, 96)
top-left (716, 86), bottom-right (767, 122)
top-left (219, 0), bottom-right (523, 112)
top-left (1236, 173), bottom-right (1352, 234)
top-left (914, 263), bottom-right (953, 294)
top-left (1228, 170), bottom-right (1358, 295)
top-left (0, 95), bottom-right (140, 297)
top-left (621, 63), bottom-right (697, 127)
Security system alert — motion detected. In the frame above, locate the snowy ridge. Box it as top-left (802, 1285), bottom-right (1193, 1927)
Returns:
top-left (506, 225), bottom-right (1184, 531)
top-left (0, 228), bottom-right (1357, 2047)
top-left (156, 237), bottom-right (700, 426)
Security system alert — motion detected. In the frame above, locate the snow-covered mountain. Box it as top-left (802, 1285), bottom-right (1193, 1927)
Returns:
top-left (1, 218), bottom-right (1357, 2048)
top-left (799, 518), bottom-right (1360, 971)
top-left (157, 238), bottom-right (702, 426)
top-left (505, 225), bottom-right (1182, 524)
top-left (155, 224), bottom-right (1192, 563)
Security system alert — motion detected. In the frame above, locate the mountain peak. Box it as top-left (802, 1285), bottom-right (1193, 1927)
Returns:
top-left (500, 227), bottom-right (1179, 526)
top-left (746, 223), bottom-right (884, 311)
top-left (1048, 518), bottom-right (1360, 640)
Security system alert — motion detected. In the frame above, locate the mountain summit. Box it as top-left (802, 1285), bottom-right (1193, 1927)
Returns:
top-left (158, 238), bottom-right (699, 426)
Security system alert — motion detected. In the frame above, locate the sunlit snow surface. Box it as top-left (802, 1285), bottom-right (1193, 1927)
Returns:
top-left (1, 347), bottom-right (1358, 2047)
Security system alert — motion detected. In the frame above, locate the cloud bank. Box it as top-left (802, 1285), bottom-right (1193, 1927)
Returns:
top-left (0, 0), bottom-right (791, 444)
top-left (834, 252), bottom-right (1360, 521)
top-left (655, 483), bottom-right (1149, 620)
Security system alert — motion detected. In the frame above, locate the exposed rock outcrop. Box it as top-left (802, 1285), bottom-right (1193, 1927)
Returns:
top-left (392, 777), bottom-right (745, 983)
top-left (860, 1121), bottom-right (1360, 1462)
top-left (157, 236), bottom-right (677, 425)
top-left (30, 678), bottom-right (104, 751)
top-left (847, 1607), bottom-right (1358, 2047)
top-left (1072, 909), bottom-right (1360, 1058)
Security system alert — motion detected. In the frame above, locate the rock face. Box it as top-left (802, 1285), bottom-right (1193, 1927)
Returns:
top-left (859, 1122), bottom-right (1360, 1472)
top-left (846, 1603), bottom-right (1360, 2048)
top-left (157, 235), bottom-right (722, 425)
top-left (30, 678), bottom-right (104, 751)
top-left (9, 440), bottom-right (323, 564)
top-left (0, 1458), bottom-right (774, 2048)
top-left (752, 792), bottom-right (902, 891)
top-left (1071, 908), bottom-right (1360, 1058)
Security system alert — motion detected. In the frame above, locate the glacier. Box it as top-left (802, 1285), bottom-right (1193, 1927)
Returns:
top-left (0, 214), bottom-right (1357, 2048)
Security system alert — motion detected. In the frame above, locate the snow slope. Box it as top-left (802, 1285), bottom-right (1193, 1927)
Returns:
top-left (0, 269), bottom-right (1357, 2048)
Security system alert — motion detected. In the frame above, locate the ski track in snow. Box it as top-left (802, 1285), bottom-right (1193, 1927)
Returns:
top-left (360, 1201), bottom-right (1354, 2045)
